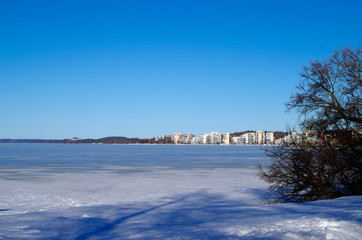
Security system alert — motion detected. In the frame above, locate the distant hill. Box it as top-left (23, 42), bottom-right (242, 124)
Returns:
top-left (0, 139), bottom-right (64, 144)
top-left (0, 137), bottom-right (142, 144)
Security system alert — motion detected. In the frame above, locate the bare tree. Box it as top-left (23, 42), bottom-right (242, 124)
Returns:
top-left (259, 47), bottom-right (362, 203)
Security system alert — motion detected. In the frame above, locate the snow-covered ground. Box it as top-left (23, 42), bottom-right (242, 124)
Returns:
top-left (0, 144), bottom-right (361, 239)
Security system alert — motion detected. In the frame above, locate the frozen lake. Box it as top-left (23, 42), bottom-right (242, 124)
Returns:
top-left (0, 144), bottom-right (361, 239)
top-left (0, 144), bottom-right (270, 171)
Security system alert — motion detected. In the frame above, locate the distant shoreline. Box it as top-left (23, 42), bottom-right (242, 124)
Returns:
top-left (0, 141), bottom-right (276, 147)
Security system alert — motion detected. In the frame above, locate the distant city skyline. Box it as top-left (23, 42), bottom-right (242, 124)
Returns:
top-left (1, 1), bottom-right (361, 139)
top-left (164, 130), bottom-right (275, 145)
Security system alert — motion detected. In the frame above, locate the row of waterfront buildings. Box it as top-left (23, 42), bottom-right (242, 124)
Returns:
top-left (158, 131), bottom-right (275, 145)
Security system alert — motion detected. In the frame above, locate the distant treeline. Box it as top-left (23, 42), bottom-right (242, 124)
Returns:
top-left (0, 139), bottom-right (64, 144)
top-left (0, 137), bottom-right (142, 144)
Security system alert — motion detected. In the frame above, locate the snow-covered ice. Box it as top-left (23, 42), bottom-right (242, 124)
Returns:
top-left (0, 144), bottom-right (361, 239)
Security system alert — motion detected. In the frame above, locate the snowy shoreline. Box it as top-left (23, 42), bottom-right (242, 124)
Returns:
top-left (0, 144), bottom-right (361, 239)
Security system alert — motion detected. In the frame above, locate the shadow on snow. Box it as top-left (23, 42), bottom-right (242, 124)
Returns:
top-left (1, 190), bottom-right (361, 240)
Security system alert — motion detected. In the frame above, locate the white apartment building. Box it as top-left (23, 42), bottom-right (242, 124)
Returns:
top-left (240, 134), bottom-right (247, 144)
top-left (245, 132), bottom-right (255, 144)
top-left (190, 133), bottom-right (212, 144)
top-left (174, 132), bottom-right (191, 144)
top-left (231, 136), bottom-right (242, 144)
top-left (203, 134), bottom-right (211, 144)
top-left (221, 133), bottom-right (231, 145)
top-left (232, 132), bottom-right (256, 145)
top-left (211, 132), bottom-right (221, 144)
top-left (255, 130), bottom-right (266, 145)
top-left (277, 132), bottom-right (303, 144)
top-left (191, 135), bottom-right (204, 144)
top-left (265, 132), bottom-right (274, 144)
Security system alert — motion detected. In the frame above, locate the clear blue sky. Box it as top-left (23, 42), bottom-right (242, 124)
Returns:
top-left (1, 0), bottom-right (361, 139)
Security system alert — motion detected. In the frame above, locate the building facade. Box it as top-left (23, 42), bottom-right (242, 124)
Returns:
top-left (255, 130), bottom-right (266, 145)
top-left (265, 132), bottom-right (274, 144)
top-left (221, 133), bottom-right (231, 145)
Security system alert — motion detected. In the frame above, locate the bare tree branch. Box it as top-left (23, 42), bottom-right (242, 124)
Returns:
top-left (260, 47), bottom-right (362, 203)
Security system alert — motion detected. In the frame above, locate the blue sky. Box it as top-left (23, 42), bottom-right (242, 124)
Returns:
top-left (1, 0), bottom-right (361, 139)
